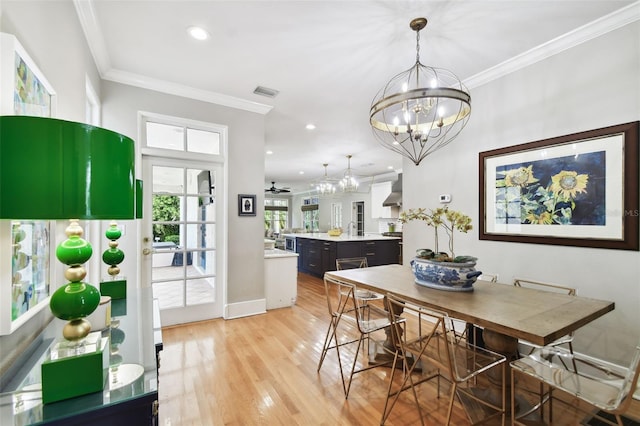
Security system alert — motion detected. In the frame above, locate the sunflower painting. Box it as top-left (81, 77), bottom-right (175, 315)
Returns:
top-left (494, 150), bottom-right (606, 226)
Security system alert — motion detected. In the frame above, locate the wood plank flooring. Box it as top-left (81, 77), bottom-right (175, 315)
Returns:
top-left (158, 272), bottom-right (640, 425)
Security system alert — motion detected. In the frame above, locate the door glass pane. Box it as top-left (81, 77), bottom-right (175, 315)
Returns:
top-left (185, 223), bottom-right (215, 250)
top-left (186, 252), bottom-right (216, 277)
top-left (153, 280), bottom-right (184, 309)
top-left (152, 195), bottom-right (182, 244)
top-left (186, 277), bottom-right (215, 306)
top-left (152, 254), bottom-right (184, 279)
top-left (187, 128), bottom-right (220, 155)
top-left (153, 166), bottom-right (183, 193)
top-left (146, 122), bottom-right (184, 151)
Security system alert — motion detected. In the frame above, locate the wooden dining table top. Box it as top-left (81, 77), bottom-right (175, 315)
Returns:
top-left (324, 264), bottom-right (615, 346)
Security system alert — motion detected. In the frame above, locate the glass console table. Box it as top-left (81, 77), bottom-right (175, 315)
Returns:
top-left (0, 288), bottom-right (162, 425)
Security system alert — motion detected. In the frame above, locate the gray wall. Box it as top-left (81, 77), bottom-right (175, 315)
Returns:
top-left (100, 81), bottom-right (266, 305)
top-left (403, 21), bottom-right (640, 364)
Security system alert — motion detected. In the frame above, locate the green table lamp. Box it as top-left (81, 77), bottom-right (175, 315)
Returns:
top-left (0, 115), bottom-right (136, 340)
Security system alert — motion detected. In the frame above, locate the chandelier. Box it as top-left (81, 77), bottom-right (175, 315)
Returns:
top-left (340, 155), bottom-right (359, 193)
top-left (370, 17), bottom-right (471, 166)
top-left (316, 163), bottom-right (336, 195)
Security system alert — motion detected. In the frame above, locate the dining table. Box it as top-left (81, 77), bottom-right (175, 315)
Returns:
top-left (323, 263), bottom-right (615, 421)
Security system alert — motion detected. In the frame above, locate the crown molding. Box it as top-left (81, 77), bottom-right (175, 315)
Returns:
top-left (73, 0), bottom-right (111, 74)
top-left (73, 0), bottom-right (272, 115)
top-left (464, 1), bottom-right (640, 89)
top-left (104, 68), bottom-right (273, 115)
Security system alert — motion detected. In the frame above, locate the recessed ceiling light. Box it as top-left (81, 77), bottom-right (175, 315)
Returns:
top-left (266, 150), bottom-right (273, 155)
top-left (299, 171), bottom-right (305, 175)
top-left (387, 165), bottom-right (394, 169)
top-left (187, 26), bottom-right (209, 41)
top-left (305, 124), bottom-right (316, 130)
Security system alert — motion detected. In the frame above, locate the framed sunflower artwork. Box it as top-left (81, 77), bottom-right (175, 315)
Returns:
top-left (479, 121), bottom-right (638, 251)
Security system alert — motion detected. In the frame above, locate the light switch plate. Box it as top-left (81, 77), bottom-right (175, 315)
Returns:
top-left (439, 194), bottom-right (451, 203)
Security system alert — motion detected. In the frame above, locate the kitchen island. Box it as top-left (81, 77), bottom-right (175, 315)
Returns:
top-left (285, 233), bottom-right (401, 277)
top-left (264, 249), bottom-right (299, 309)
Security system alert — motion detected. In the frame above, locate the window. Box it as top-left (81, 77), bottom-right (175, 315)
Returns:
top-left (145, 121), bottom-right (221, 155)
top-left (265, 198), bottom-right (288, 234)
top-left (302, 197), bottom-right (319, 232)
top-left (331, 202), bottom-right (342, 229)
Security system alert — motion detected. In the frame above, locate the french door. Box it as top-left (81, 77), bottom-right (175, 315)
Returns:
top-left (142, 156), bottom-right (224, 325)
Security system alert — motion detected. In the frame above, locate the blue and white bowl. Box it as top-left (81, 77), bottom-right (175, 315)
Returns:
top-left (410, 257), bottom-right (482, 292)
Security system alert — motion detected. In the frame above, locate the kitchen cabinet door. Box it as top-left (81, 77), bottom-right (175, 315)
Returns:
top-left (370, 181), bottom-right (393, 218)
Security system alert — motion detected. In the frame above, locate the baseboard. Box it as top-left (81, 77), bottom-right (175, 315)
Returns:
top-left (225, 298), bottom-right (267, 319)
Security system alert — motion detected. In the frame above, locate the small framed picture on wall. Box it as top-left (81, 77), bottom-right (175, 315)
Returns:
top-left (238, 194), bottom-right (256, 216)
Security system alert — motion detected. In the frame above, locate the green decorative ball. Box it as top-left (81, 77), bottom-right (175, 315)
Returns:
top-left (102, 248), bottom-right (125, 266)
top-left (105, 225), bottom-right (122, 241)
top-left (49, 282), bottom-right (100, 320)
top-left (56, 236), bottom-right (93, 265)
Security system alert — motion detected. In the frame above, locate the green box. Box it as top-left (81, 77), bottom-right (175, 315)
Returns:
top-left (41, 333), bottom-right (109, 404)
top-left (111, 298), bottom-right (127, 317)
top-left (100, 279), bottom-right (127, 299)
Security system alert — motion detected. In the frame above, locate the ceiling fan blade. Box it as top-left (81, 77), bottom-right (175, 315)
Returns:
top-left (265, 181), bottom-right (289, 193)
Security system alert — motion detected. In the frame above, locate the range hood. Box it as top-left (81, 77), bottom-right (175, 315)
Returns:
top-left (382, 173), bottom-right (402, 207)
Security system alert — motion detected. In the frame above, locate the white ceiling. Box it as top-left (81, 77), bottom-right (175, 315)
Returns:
top-left (74, 0), bottom-right (637, 193)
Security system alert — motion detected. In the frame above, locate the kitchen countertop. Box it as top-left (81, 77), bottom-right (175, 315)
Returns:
top-left (282, 232), bottom-right (401, 242)
top-left (264, 248), bottom-right (299, 258)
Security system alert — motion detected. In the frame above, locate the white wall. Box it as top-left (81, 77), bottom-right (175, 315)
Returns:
top-left (403, 22), bottom-right (640, 364)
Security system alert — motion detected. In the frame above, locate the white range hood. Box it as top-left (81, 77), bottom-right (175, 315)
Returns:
top-left (382, 173), bottom-right (402, 207)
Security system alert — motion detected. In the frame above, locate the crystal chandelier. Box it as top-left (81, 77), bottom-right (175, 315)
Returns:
top-left (340, 155), bottom-right (359, 193)
top-left (316, 163), bottom-right (336, 195)
top-left (370, 17), bottom-right (471, 166)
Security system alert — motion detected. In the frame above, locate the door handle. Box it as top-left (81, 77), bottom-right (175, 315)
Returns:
top-left (143, 248), bottom-right (152, 255)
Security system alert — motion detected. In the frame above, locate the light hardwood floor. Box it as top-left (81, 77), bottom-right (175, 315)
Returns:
top-left (158, 272), bottom-right (640, 426)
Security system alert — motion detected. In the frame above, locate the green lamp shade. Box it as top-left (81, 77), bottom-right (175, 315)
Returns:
top-left (136, 179), bottom-right (143, 219)
top-left (0, 116), bottom-right (136, 219)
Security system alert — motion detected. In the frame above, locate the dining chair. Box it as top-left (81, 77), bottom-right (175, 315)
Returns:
top-left (317, 277), bottom-right (403, 399)
top-left (335, 257), bottom-right (384, 301)
top-left (381, 293), bottom-right (506, 426)
top-left (513, 278), bottom-right (577, 356)
top-left (510, 340), bottom-right (640, 426)
top-left (336, 257), bottom-right (368, 270)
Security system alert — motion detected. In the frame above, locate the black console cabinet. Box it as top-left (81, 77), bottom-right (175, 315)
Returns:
top-left (0, 288), bottom-right (162, 425)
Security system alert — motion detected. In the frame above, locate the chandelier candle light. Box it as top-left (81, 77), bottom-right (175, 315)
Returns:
top-left (316, 163), bottom-right (336, 196)
top-left (370, 17), bottom-right (471, 166)
top-left (340, 155), bottom-right (359, 192)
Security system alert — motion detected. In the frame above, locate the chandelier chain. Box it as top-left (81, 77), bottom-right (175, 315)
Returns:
top-left (416, 30), bottom-right (421, 63)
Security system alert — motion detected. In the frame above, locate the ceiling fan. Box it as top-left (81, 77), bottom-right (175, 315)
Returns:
top-left (265, 181), bottom-right (291, 194)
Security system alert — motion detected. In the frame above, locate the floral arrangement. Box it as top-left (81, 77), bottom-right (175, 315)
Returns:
top-left (499, 165), bottom-right (588, 225)
top-left (399, 206), bottom-right (474, 262)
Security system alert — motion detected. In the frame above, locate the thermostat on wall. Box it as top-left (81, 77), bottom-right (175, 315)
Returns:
top-left (439, 194), bottom-right (451, 203)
